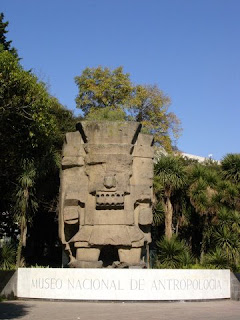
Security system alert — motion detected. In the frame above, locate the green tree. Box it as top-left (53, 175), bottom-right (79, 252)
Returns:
top-left (187, 163), bottom-right (220, 260)
top-left (0, 50), bottom-right (76, 193)
top-left (154, 156), bottom-right (187, 240)
top-left (75, 66), bottom-right (181, 151)
top-left (186, 159), bottom-right (240, 266)
top-left (14, 160), bottom-right (38, 267)
top-left (188, 163), bottom-right (219, 216)
top-left (221, 154), bottom-right (240, 184)
top-left (216, 180), bottom-right (239, 211)
top-left (0, 50), bottom-right (77, 265)
top-left (75, 66), bottom-right (132, 116)
top-left (0, 51), bottom-right (57, 208)
top-left (0, 12), bottom-right (18, 57)
top-left (129, 85), bottom-right (181, 151)
top-left (203, 208), bottom-right (240, 270)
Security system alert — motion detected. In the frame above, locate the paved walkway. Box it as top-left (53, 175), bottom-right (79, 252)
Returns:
top-left (0, 300), bottom-right (240, 320)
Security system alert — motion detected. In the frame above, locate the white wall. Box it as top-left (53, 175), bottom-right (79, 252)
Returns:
top-left (17, 268), bottom-right (231, 301)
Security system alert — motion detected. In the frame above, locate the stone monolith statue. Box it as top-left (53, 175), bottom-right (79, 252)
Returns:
top-left (59, 121), bottom-right (153, 268)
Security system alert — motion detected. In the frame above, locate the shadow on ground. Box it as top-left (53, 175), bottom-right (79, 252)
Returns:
top-left (0, 302), bottom-right (30, 319)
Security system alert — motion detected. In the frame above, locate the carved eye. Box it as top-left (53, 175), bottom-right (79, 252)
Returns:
top-left (111, 194), bottom-right (114, 197)
top-left (117, 194), bottom-right (120, 197)
top-left (106, 194), bottom-right (109, 197)
top-left (101, 194), bottom-right (104, 197)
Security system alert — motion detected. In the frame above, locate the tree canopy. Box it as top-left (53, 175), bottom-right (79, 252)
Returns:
top-left (75, 66), bottom-right (132, 113)
top-left (0, 13), bottom-right (18, 57)
top-left (75, 66), bottom-right (181, 151)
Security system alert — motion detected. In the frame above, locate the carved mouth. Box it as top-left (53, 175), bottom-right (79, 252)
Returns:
top-left (96, 191), bottom-right (124, 209)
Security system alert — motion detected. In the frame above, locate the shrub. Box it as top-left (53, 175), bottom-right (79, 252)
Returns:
top-left (155, 235), bottom-right (193, 268)
top-left (203, 248), bottom-right (230, 270)
top-left (0, 243), bottom-right (16, 270)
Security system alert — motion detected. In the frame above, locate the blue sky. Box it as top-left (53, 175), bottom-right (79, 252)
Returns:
top-left (1, 0), bottom-right (240, 160)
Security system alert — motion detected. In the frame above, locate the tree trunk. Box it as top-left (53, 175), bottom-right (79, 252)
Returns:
top-left (165, 196), bottom-right (173, 240)
top-left (200, 215), bottom-right (207, 264)
top-left (16, 215), bottom-right (26, 268)
top-left (176, 218), bottom-right (179, 236)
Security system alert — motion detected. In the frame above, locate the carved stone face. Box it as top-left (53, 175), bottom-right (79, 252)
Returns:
top-left (85, 152), bottom-right (132, 210)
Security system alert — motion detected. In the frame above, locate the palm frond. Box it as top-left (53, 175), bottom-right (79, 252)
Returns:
top-left (0, 243), bottom-right (16, 270)
top-left (203, 247), bottom-right (229, 269)
top-left (156, 235), bottom-right (193, 268)
top-left (221, 153), bottom-right (240, 183)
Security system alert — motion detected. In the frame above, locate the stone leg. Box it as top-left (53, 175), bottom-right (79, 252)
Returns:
top-left (118, 247), bottom-right (141, 265)
top-left (76, 248), bottom-right (101, 261)
top-left (73, 247), bottom-right (102, 268)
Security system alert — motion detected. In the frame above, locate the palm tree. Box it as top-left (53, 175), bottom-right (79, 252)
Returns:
top-left (211, 207), bottom-right (240, 268)
top-left (187, 163), bottom-right (220, 260)
top-left (14, 160), bottom-right (38, 267)
top-left (221, 153), bottom-right (240, 184)
top-left (221, 154), bottom-right (240, 211)
top-left (216, 180), bottom-right (239, 210)
top-left (154, 156), bottom-right (187, 240)
top-left (188, 163), bottom-right (220, 213)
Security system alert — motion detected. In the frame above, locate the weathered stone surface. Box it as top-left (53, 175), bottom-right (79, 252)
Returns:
top-left (62, 156), bottom-right (84, 168)
top-left (79, 121), bottom-right (141, 145)
top-left (63, 132), bottom-right (85, 156)
top-left (89, 225), bottom-right (132, 246)
top-left (118, 248), bottom-right (142, 265)
top-left (138, 206), bottom-right (153, 225)
top-left (71, 226), bottom-right (93, 242)
top-left (76, 248), bottom-right (101, 261)
top-left (59, 121), bottom-right (153, 267)
top-left (93, 210), bottom-right (127, 225)
top-left (126, 226), bottom-right (144, 243)
top-left (85, 144), bottom-right (133, 155)
top-left (74, 241), bottom-right (90, 248)
top-left (70, 260), bottom-right (103, 268)
top-left (64, 206), bottom-right (80, 223)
